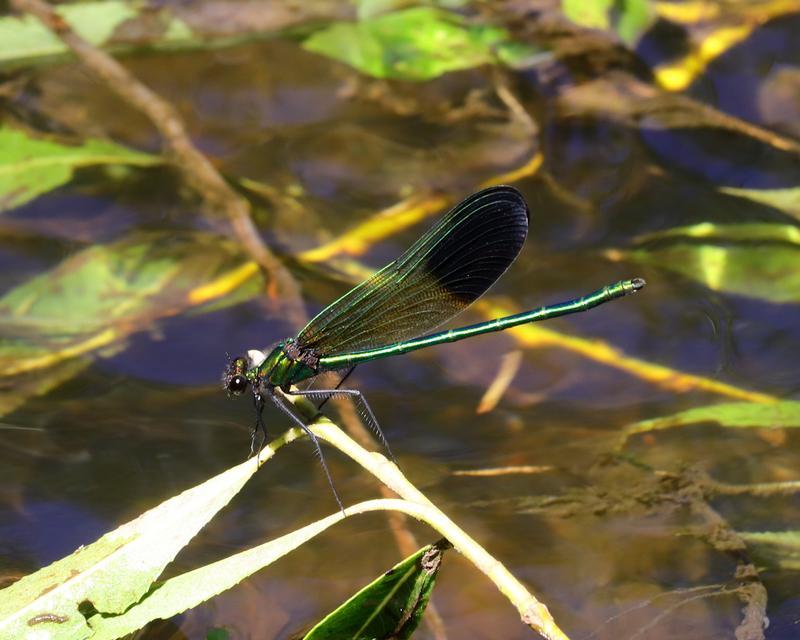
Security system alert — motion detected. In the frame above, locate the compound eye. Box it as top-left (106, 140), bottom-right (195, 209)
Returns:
top-left (227, 374), bottom-right (249, 395)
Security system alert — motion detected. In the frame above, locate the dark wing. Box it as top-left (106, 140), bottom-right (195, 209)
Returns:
top-left (296, 185), bottom-right (529, 357)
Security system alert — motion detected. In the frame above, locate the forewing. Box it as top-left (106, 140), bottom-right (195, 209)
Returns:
top-left (297, 185), bottom-right (529, 356)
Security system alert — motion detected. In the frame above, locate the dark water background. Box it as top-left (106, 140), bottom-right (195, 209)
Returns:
top-left (1, 7), bottom-right (799, 640)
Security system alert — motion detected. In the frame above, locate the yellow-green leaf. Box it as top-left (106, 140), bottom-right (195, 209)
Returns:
top-left (616, 223), bottom-right (800, 303)
top-left (740, 531), bottom-right (800, 570)
top-left (719, 186), bottom-right (800, 220)
top-left (0, 1), bottom-right (194, 69)
top-left (562, 0), bottom-right (652, 44)
top-left (0, 231), bottom-right (260, 378)
top-left (303, 7), bottom-right (509, 81)
top-left (562, 0), bottom-right (612, 30)
top-left (0, 457), bottom-right (262, 640)
top-left (0, 127), bottom-right (159, 212)
top-left (303, 540), bottom-right (449, 640)
top-left (620, 401), bottom-right (800, 444)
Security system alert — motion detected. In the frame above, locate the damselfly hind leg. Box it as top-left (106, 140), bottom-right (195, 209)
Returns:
top-left (287, 388), bottom-right (396, 465)
top-left (270, 393), bottom-right (344, 513)
top-left (316, 366), bottom-right (356, 412)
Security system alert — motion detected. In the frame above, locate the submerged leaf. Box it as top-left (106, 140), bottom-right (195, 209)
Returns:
top-left (719, 186), bottom-right (800, 220)
top-left (0, 127), bottom-right (159, 212)
top-left (613, 223), bottom-right (800, 303)
top-left (561, 0), bottom-right (652, 43)
top-left (652, 0), bottom-right (799, 92)
top-left (0, 1), bottom-right (135, 67)
top-left (621, 401), bottom-right (800, 443)
top-left (562, 0), bottom-right (612, 30)
top-left (557, 76), bottom-right (800, 155)
top-left (0, 359), bottom-right (92, 419)
top-left (302, 540), bottom-right (450, 639)
top-left (0, 0), bottom-right (197, 69)
top-left (740, 531), bottom-right (800, 570)
top-left (0, 456), bottom-right (262, 640)
top-left (634, 222), bottom-right (800, 245)
top-left (303, 7), bottom-right (509, 81)
top-left (616, 0), bottom-right (652, 44)
top-left (0, 231), bottom-right (261, 377)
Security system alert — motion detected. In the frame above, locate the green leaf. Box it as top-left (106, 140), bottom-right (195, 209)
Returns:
top-left (561, 0), bottom-right (652, 44)
top-left (621, 401), bottom-right (800, 442)
top-left (0, 127), bottom-right (159, 212)
top-left (615, 223), bottom-right (800, 303)
top-left (739, 531), bottom-right (800, 570)
top-left (303, 7), bottom-right (508, 81)
top-left (719, 186), bottom-right (800, 220)
top-left (616, 0), bottom-right (653, 45)
top-left (356, 0), bottom-right (470, 20)
top-left (0, 456), bottom-right (262, 640)
top-left (84, 480), bottom-right (357, 639)
top-left (302, 540), bottom-right (450, 640)
top-left (0, 231), bottom-right (261, 378)
top-left (561, 0), bottom-right (612, 30)
top-left (634, 222), bottom-right (800, 245)
top-left (0, 1), bottom-right (192, 69)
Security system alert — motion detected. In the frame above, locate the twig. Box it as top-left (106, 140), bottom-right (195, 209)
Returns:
top-left (658, 468), bottom-right (770, 640)
top-left (476, 349), bottom-right (523, 414)
top-left (10, 0), bottom-right (307, 327)
top-left (282, 391), bottom-right (571, 640)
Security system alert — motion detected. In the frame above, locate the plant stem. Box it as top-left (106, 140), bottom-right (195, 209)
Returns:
top-left (280, 391), bottom-right (571, 640)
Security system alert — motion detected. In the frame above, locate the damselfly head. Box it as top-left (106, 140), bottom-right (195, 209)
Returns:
top-left (223, 356), bottom-right (250, 396)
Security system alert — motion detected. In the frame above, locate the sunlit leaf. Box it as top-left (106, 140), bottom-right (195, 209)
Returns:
top-left (356, 0), bottom-right (469, 20)
top-left (0, 1), bottom-right (135, 66)
top-left (620, 401), bottom-right (800, 443)
top-left (562, 0), bottom-right (612, 30)
top-left (86, 500), bottom-right (415, 639)
top-left (0, 231), bottom-right (261, 377)
top-left (0, 0), bottom-right (193, 68)
top-left (634, 222), bottom-right (800, 245)
top-left (302, 540), bottom-right (450, 640)
top-left (719, 186), bottom-right (800, 220)
top-left (0, 456), bottom-right (261, 640)
top-left (561, 0), bottom-right (652, 44)
top-left (612, 223), bottom-right (800, 303)
top-left (740, 531), bottom-right (800, 570)
top-left (616, 0), bottom-right (652, 44)
top-left (0, 1), bottom-right (355, 70)
top-left (0, 127), bottom-right (159, 212)
top-left (303, 7), bottom-right (509, 81)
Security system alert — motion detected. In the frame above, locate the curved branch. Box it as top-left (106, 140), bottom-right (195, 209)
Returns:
top-left (280, 391), bottom-right (571, 640)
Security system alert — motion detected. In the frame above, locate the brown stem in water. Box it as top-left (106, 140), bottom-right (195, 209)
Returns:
top-left (10, 0), bottom-right (307, 327)
top-left (321, 376), bottom-right (449, 640)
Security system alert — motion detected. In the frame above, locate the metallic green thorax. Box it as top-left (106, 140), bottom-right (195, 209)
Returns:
top-left (251, 339), bottom-right (320, 390)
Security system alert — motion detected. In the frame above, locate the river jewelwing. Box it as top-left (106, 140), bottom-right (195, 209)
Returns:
top-left (223, 185), bottom-right (644, 508)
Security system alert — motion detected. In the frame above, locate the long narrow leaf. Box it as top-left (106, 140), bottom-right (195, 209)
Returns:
top-left (0, 456), bottom-right (262, 639)
top-left (303, 540), bottom-right (450, 640)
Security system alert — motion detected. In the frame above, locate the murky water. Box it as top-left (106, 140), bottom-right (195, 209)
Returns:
top-left (1, 7), bottom-right (799, 640)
